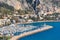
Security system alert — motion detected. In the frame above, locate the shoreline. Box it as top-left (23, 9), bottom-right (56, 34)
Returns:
top-left (10, 26), bottom-right (53, 40)
top-left (17, 20), bottom-right (60, 24)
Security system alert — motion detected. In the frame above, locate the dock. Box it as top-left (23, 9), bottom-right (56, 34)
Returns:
top-left (10, 26), bottom-right (53, 40)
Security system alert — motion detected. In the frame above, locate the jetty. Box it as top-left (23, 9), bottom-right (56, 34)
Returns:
top-left (10, 26), bottom-right (53, 40)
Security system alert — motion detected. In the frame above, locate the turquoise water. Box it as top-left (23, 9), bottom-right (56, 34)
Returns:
top-left (18, 22), bottom-right (60, 40)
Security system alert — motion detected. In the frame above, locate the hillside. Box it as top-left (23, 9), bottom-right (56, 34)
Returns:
top-left (0, 0), bottom-right (60, 14)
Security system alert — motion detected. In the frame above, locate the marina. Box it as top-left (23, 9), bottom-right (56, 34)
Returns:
top-left (0, 22), bottom-right (53, 40)
top-left (10, 24), bottom-right (53, 40)
top-left (19, 22), bottom-right (60, 40)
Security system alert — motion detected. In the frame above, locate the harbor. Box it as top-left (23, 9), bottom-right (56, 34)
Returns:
top-left (10, 25), bottom-right (53, 40)
top-left (0, 22), bottom-right (53, 40)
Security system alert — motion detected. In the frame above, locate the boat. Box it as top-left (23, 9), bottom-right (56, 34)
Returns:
top-left (0, 23), bottom-right (53, 37)
top-left (10, 24), bottom-right (53, 40)
top-left (42, 23), bottom-right (53, 28)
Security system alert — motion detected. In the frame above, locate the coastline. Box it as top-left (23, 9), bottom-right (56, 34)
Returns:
top-left (17, 20), bottom-right (60, 24)
top-left (10, 26), bottom-right (53, 40)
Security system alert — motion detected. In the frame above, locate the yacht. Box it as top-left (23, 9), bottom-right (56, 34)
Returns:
top-left (42, 23), bottom-right (53, 27)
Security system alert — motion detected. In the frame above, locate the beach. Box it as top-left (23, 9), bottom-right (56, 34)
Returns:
top-left (10, 26), bottom-right (53, 40)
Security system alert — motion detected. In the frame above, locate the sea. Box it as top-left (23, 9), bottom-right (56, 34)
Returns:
top-left (18, 22), bottom-right (60, 40)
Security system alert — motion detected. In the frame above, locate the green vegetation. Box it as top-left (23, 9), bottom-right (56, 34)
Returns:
top-left (0, 3), bottom-right (14, 11)
top-left (0, 36), bottom-right (11, 40)
top-left (0, 7), bottom-right (13, 15)
top-left (17, 9), bottom-right (34, 15)
top-left (0, 3), bottom-right (15, 18)
top-left (43, 13), bottom-right (60, 20)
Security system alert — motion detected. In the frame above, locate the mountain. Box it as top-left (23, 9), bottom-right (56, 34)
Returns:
top-left (0, 0), bottom-right (22, 10)
top-left (0, 0), bottom-right (60, 13)
top-left (0, 0), bottom-right (38, 10)
top-left (0, 2), bottom-right (14, 11)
